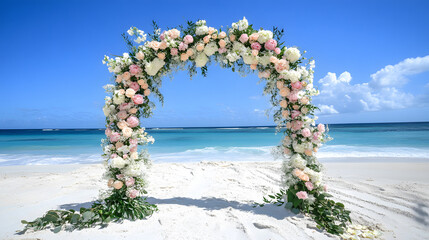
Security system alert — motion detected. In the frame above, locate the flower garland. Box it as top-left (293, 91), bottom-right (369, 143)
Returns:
top-left (20, 17), bottom-right (379, 238)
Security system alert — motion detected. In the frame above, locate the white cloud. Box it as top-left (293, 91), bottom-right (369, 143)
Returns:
top-left (370, 55), bottom-right (429, 88)
top-left (314, 56), bottom-right (429, 114)
top-left (318, 105), bottom-right (339, 114)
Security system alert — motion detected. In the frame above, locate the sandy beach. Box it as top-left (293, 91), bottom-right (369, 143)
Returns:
top-left (1, 158), bottom-right (428, 240)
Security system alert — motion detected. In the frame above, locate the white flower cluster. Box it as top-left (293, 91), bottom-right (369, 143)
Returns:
top-left (102, 53), bottom-right (132, 73)
top-left (127, 27), bottom-right (147, 44)
top-left (231, 17), bottom-right (248, 31)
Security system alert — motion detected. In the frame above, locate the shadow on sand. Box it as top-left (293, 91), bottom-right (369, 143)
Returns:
top-left (60, 196), bottom-right (297, 220)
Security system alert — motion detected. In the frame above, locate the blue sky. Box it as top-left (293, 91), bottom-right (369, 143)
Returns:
top-left (0, 0), bottom-right (428, 129)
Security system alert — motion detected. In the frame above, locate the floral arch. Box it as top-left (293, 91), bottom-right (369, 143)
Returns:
top-left (21, 18), bottom-right (375, 238)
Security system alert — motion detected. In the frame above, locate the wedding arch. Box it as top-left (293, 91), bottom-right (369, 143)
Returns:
top-left (21, 17), bottom-right (369, 237)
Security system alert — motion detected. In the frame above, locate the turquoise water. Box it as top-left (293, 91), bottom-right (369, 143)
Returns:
top-left (0, 122), bottom-right (428, 165)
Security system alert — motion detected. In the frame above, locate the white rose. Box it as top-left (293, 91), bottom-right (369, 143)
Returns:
top-left (203, 42), bottom-right (218, 56)
top-left (195, 53), bottom-right (209, 67)
top-left (196, 26), bottom-right (209, 36)
top-left (285, 47), bottom-right (301, 63)
top-left (122, 127), bottom-right (133, 138)
top-left (103, 105), bottom-right (111, 117)
top-left (111, 156), bottom-right (126, 169)
top-left (117, 145), bottom-right (130, 154)
top-left (257, 30), bottom-right (273, 43)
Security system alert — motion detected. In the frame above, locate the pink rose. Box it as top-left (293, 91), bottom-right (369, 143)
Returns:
top-left (117, 111), bottom-right (128, 120)
top-left (239, 34), bottom-right (249, 43)
top-left (313, 132), bottom-right (320, 140)
top-left (291, 110), bottom-right (301, 119)
top-left (105, 128), bottom-right (112, 137)
top-left (296, 191), bottom-right (308, 200)
top-left (305, 182), bottom-right (314, 191)
top-left (168, 29), bottom-right (180, 39)
top-left (110, 132), bottom-right (121, 142)
top-left (160, 31), bottom-right (165, 41)
top-left (274, 47), bottom-right (281, 55)
top-left (129, 65), bottom-right (141, 76)
top-left (251, 42), bottom-right (261, 51)
top-left (171, 48), bottom-right (178, 56)
top-left (125, 177), bottom-right (135, 187)
top-left (130, 146), bottom-right (137, 152)
top-left (119, 103), bottom-right (130, 111)
top-left (264, 39), bottom-right (277, 51)
top-left (128, 189), bottom-right (139, 199)
top-left (287, 91), bottom-right (299, 102)
top-left (129, 82), bottom-right (140, 92)
top-left (111, 153), bottom-right (118, 159)
top-left (129, 138), bottom-right (138, 147)
top-left (291, 81), bottom-right (303, 90)
top-left (179, 42), bottom-right (188, 51)
top-left (132, 94), bottom-right (144, 105)
top-left (291, 121), bottom-right (303, 131)
top-left (218, 47), bottom-right (227, 54)
top-left (301, 128), bottom-right (311, 137)
top-left (127, 116), bottom-right (140, 128)
top-left (324, 185), bottom-right (328, 191)
top-left (318, 124), bottom-right (325, 133)
top-left (183, 35), bottom-right (194, 44)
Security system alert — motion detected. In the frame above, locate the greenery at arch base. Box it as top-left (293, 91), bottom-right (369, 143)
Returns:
top-left (20, 18), bottom-right (381, 239)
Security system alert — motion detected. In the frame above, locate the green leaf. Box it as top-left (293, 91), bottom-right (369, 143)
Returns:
top-left (291, 208), bottom-right (300, 214)
top-left (52, 226), bottom-right (61, 233)
top-left (21, 220), bottom-right (29, 224)
top-left (71, 214), bottom-right (80, 224)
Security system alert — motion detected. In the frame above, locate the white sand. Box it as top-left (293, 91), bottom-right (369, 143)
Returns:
top-left (0, 159), bottom-right (428, 240)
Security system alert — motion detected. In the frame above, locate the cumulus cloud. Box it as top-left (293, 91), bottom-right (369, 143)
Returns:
top-left (315, 55), bottom-right (429, 114)
top-left (370, 55), bottom-right (429, 88)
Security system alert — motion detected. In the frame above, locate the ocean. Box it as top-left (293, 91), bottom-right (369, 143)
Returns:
top-left (0, 122), bottom-right (428, 166)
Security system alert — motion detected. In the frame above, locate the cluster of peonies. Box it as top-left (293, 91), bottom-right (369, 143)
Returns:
top-left (102, 17), bottom-right (327, 204)
top-left (340, 224), bottom-right (382, 240)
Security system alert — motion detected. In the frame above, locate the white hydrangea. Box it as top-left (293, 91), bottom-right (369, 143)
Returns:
top-left (258, 55), bottom-right (271, 66)
top-left (145, 58), bottom-right (165, 76)
top-left (282, 70), bottom-right (301, 83)
top-left (257, 30), bottom-right (273, 43)
top-left (242, 54), bottom-right (257, 65)
top-left (195, 53), bottom-right (209, 67)
top-left (285, 47), bottom-right (301, 63)
top-left (196, 20), bottom-right (206, 26)
top-left (203, 42), bottom-right (218, 56)
top-left (196, 25), bottom-right (209, 36)
top-left (290, 154), bottom-right (307, 169)
top-left (113, 94), bottom-right (125, 105)
top-left (232, 41), bottom-right (246, 55)
top-left (111, 156), bottom-right (127, 169)
top-left (124, 162), bottom-right (144, 177)
top-left (102, 104), bottom-right (116, 117)
top-left (292, 141), bottom-right (305, 153)
top-left (226, 52), bottom-right (240, 62)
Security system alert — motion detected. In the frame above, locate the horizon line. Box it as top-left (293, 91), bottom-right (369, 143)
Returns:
top-left (0, 120), bottom-right (428, 130)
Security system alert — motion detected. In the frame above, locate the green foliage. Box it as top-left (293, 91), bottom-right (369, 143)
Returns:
top-left (255, 189), bottom-right (351, 236)
top-left (19, 194), bottom-right (157, 234)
